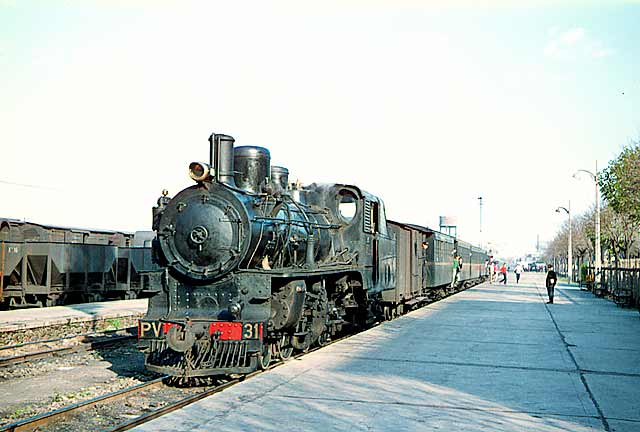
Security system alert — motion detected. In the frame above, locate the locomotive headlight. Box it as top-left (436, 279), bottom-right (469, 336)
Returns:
top-left (189, 162), bottom-right (212, 182)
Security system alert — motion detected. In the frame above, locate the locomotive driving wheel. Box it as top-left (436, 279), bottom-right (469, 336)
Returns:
top-left (279, 335), bottom-right (294, 360)
top-left (258, 343), bottom-right (272, 370)
top-left (318, 331), bottom-right (330, 347)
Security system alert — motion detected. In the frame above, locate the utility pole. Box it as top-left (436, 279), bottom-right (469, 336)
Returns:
top-left (595, 161), bottom-right (601, 283)
top-left (574, 162), bottom-right (601, 283)
top-left (478, 196), bottom-right (483, 248)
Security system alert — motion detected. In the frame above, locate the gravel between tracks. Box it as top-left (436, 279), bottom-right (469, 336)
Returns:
top-left (39, 382), bottom-right (217, 432)
top-left (0, 316), bottom-right (141, 347)
top-left (0, 339), bottom-right (158, 428)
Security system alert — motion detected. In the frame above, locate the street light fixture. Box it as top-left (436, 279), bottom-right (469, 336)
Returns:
top-left (478, 196), bottom-right (483, 248)
top-left (555, 202), bottom-right (572, 284)
top-left (573, 162), bottom-right (601, 283)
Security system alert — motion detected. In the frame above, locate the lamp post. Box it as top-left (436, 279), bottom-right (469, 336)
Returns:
top-left (478, 196), bottom-right (483, 248)
top-left (574, 162), bottom-right (601, 282)
top-left (555, 202), bottom-right (572, 284)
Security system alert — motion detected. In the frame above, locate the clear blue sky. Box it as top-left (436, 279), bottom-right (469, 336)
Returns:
top-left (2, 1), bottom-right (639, 258)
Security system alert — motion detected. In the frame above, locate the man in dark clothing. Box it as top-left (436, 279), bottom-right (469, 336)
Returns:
top-left (545, 264), bottom-right (557, 304)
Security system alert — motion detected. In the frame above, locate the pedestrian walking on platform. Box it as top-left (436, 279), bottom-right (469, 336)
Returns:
top-left (500, 263), bottom-right (507, 284)
top-left (514, 263), bottom-right (523, 284)
top-left (546, 264), bottom-right (557, 303)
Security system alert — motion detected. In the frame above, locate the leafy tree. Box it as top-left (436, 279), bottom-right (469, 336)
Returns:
top-left (572, 212), bottom-right (594, 261)
top-left (547, 140), bottom-right (640, 270)
top-left (599, 140), bottom-right (640, 222)
top-left (600, 204), bottom-right (640, 266)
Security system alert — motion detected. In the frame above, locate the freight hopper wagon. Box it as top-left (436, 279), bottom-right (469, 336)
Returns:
top-left (0, 219), bottom-right (161, 308)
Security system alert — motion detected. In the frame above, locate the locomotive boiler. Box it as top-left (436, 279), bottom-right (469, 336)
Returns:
top-left (138, 133), bottom-right (394, 378)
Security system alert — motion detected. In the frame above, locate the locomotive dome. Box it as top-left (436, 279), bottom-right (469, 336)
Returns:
top-left (156, 183), bottom-right (251, 282)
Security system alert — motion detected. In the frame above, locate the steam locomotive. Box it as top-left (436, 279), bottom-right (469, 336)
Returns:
top-left (138, 133), bottom-right (487, 378)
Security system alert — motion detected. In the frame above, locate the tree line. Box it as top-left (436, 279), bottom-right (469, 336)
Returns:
top-left (545, 139), bottom-right (640, 273)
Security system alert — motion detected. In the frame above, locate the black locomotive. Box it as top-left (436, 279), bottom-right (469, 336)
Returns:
top-left (138, 133), bottom-right (487, 378)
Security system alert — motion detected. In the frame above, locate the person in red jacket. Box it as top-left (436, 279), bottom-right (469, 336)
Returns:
top-left (500, 263), bottom-right (507, 284)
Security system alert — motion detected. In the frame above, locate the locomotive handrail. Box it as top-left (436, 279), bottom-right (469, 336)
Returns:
top-left (252, 217), bottom-right (340, 230)
top-left (237, 265), bottom-right (366, 276)
top-left (244, 218), bottom-right (266, 270)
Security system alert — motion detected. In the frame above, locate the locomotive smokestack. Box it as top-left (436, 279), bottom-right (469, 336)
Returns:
top-left (209, 133), bottom-right (236, 186)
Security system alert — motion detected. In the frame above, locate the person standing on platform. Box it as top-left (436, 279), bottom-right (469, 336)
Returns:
top-left (451, 251), bottom-right (461, 287)
top-left (500, 263), bottom-right (507, 284)
top-left (514, 263), bottom-right (523, 284)
top-left (545, 264), bottom-right (557, 304)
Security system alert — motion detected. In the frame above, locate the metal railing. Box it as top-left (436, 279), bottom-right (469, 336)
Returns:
top-left (583, 265), bottom-right (640, 308)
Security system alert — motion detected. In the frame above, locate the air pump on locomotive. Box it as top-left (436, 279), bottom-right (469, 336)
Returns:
top-left (138, 133), bottom-right (392, 378)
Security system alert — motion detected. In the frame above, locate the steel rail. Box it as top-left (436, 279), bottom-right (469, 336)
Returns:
top-left (108, 333), bottom-right (355, 431)
top-left (0, 334), bottom-right (135, 367)
top-left (0, 327), bottom-right (137, 352)
top-left (0, 377), bottom-right (167, 432)
top-left (108, 372), bottom-right (260, 432)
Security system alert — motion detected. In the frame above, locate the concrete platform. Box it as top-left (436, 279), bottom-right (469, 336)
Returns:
top-left (0, 299), bottom-right (148, 332)
top-left (134, 273), bottom-right (640, 432)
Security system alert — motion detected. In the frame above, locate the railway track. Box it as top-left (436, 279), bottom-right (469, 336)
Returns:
top-left (108, 373), bottom-right (256, 432)
top-left (0, 330), bottom-right (136, 368)
top-left (0, 332), bottom-right (351, 432)
top-left (0, 327), bottom-right (137, 353)
top-left (104, 287), bottom-right (482, 431)
top-left (0, 376), bottom-right (166, 432)
top-left (108, 331), bottom-right (355, 432)
top-left (1, 283), bottom-right (481, 431)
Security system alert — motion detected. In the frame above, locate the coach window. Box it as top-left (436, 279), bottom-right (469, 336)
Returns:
top-left (338, 190), bottom-right (358, 223)
top-left (377, 201), bottom-right (388, 236)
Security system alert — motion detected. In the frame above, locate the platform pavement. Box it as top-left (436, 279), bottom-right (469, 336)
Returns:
top-left (0, 299), bottom-right (148, 332)
top-left (133, 272), bottom-right (640, 432)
